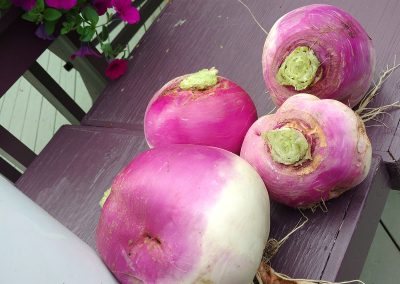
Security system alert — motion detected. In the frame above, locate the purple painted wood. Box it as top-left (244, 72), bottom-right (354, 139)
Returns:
top-left (0, 126), bottom-right (36, 168)
top-left (0, 7), bottom-right (52, 96)
top-left (82, 0), bottom-right (400, 161)
top-left (15, 126), bottom-right (390, 281)
top-left (16, 126), bottom-right (149, 247)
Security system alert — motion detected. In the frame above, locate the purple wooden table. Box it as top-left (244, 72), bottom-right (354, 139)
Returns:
top-left (14, 0), bottom-right (399, 282)
top-left (16, 126), bottom-right (390, 282)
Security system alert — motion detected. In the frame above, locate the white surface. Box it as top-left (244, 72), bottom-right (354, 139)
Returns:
top-left (0, 175), bottom-right (117, 284)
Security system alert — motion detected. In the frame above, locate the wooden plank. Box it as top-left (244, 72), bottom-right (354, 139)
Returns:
top-left (0, 126), bottom-right (36, 168)
top-left (0, 156), bottom-right (21, 183)
top-left (74, 72), bottom-right (93, 113)
top-left (0, 7), bottom-right (52, 97)
top-left (24, 62), bottom-right (85, 124)
top-left (320, 156), bottom-right (390, 281)
top-left (8, 78), bottom-right (31, 139)
top-left (82, 0), bottom-right (400, 161)
top-left (16, 126), bottom-right (149, 247)
top-left (20, 85), bottom-right (43, 153)
top-left (381, 190), bottom-right (400, 246)
top-left (34, 98), bottom-right (57, 153)
top-left (49, 36), bottom-right (107, 101)
top-left (0, 79), bottom-right (21, 129)
top-left (15, 126), bottom-right (388, 281)
top-left (110, 0), bottom-right (164, 49)
top-left (360, 224), bottom-right (400, 284)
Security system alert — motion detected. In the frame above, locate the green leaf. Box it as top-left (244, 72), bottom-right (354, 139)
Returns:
top-left (44, 8), bottom-right (62, 21)
top-left (61, 21), bottom-right (74, 35)
top-left (44, 20), bottom-right (56, 36)
top-left (82, 6), bottom-right (99, 25)
top-left (99, 26), bottom-right (109, 42)
top-left (0, 0), bottom-right (11, 9)
top-left (36, 0), bottom-right (45, 12)
top-left (76, 24), bottom-right (84, 35)
top-left (100, 43), bottom-right (113, 58)
top-left (22, 11), bottom-right (41, 23)
top-left (80, 26), bottom-right (96, 42)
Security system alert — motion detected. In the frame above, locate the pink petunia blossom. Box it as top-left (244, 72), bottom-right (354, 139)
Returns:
top-left (11, 0), bottom-right (36, 11)
top-left (92, 0), bottom-right (112, 15)
top-left (45, 0), bottom-right (77, 10)
top-left (70, 44), bottom-right (101, 60)
top-left (105, 59), bottom-right (128, 80)
top-left (112, 0), bottom-right (140, 24)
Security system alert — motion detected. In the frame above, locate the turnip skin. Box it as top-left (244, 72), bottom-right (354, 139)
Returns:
top-left (97, 144), bottom-right (270, 284)
top-left (144, 69), bottom-right (257, 154)
top-left (262, 4), bottom-right (375, 107)
top-left (241, 94), bottom-right (372, 208)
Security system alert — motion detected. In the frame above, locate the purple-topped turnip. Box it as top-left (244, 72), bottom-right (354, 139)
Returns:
top-left (241, 94), bottom-right (372, 208)
top-left (144, 68), bottom-right (257, 154)
top-left (97, 144), bottom-right (270, 284)
top-left (262, 4), bottom-right (375, 107)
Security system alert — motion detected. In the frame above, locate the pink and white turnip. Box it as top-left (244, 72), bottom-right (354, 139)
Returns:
top-left (240, 94), bottom-right (372, 208)
top-left (97, 144), bottom-right (270, 284)
top-left (262, 4), bottom-right (375, 107)
top-left (144, 68), bottom-right (257, 154)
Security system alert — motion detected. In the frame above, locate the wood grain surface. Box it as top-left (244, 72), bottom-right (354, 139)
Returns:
top-left (16, 126), bottom-right (149, 248)
top-left (82, 0), bottom-right (400, 163)
top-left (16, 126), bottom-right (390, 281)
top-left (0, 8), bottom-right (52, 97)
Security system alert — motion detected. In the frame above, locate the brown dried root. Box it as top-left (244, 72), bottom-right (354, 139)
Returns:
top-left (262, 210), bottom-right (308, 263)
top-left (356, 59), bottom-right (400, 123)
top-left (255, 262), bottom-right (365, 284)
top-left (307, 198), bottom-right (329, 213)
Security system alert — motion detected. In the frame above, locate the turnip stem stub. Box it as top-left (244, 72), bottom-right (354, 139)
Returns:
top-left (263, 128), bottom-right (310, 165)
top-left (276, 46), bottom-right (320, 91)
top-left (179, 67), bottom-right (218, 90)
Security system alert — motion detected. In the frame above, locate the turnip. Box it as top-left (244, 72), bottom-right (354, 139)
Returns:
top-left (240, 93), bottom-right (372, 208)
top-left (97, 144), bottom-right (270, 284)
top-left (144, 68), bottom-right (257, 154)
top-left (262, 4), bottom-right (375, 107)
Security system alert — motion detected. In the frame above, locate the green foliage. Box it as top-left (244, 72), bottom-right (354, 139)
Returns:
top-left (9, 0), bottom-right (139, 74)
top-left (43, 8), bottom-right (62, 21)
top-left (0, 0), bottom-right (11, 10)
top-left (82, 6), bottom-right (99, 26)
top-left (79, 26), bottom-right (96, 42)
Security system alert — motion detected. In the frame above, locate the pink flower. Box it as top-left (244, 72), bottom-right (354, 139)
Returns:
top-left (112, 0), bottom-right (140, 24)
top-left (71, 44), bottom-right (101, 60)
top-left (92, 0), bottom-right (112, 15)
top-left (45, 0), bottom-right (77, 10)
top-left (105, 59), bottom-right (128, 80)
top-left (11, 0), bottom-right (36, 11)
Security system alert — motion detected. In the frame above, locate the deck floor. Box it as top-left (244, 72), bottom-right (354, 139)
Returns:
top-left (0, 1), bottom-right (398, 281)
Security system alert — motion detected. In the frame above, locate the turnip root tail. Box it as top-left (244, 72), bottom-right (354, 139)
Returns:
top-left (262, 210), bottom-right (308, 263)
top-left (356, 59), bottom-right (400, 123)
top-left (255, 262), bottom-right (365, 284)
top-left (237, 0), bottom-right (268, 35)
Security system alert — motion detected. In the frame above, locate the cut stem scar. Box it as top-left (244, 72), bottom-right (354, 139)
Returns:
top-left (263, 128), bottom-right (310, 165)
top-left (179, 67), bottom-right (218, 90)
top-left (276, 46), bottom-right (320, 91)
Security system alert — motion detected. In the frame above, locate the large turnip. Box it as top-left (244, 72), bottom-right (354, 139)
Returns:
top-left (144, 68), bottom-right (257, 154)
top-left (262, 4), bottom-right (375, 107)
top-left (97, 144), bottom-right (270, 284)
top-left (241, 94), bottom-right (372, 208)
